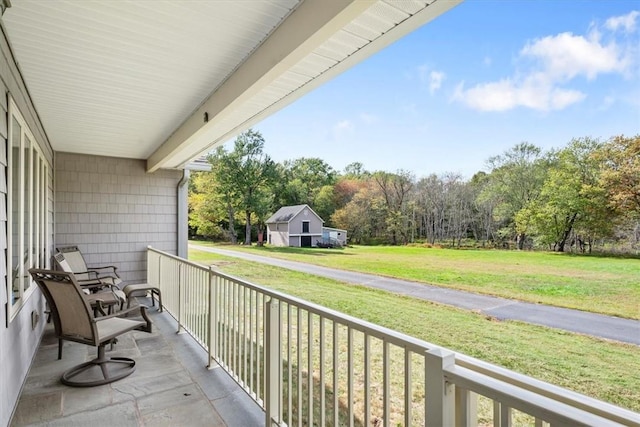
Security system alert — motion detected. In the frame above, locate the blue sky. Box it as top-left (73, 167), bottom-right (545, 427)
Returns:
top-left (249, 1), bottom-right (640, 179)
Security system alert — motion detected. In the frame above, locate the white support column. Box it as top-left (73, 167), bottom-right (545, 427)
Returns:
top-left (265, 298), bottom-right (282, 426)
top-left (425, 348), bottom-right (455, 427)
top-left (207, 267), bottom-right (215, 369)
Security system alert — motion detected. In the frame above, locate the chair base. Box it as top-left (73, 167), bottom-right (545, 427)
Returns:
top-left (61, 344), bottom-right (136, 387)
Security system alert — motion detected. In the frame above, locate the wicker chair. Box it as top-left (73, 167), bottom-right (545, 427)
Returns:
top-left (30, 269), bottom-right (152, 387)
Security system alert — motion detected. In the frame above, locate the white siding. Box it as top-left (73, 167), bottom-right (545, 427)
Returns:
top-left (0, 33), bottom-right (54, 427)
top-left (267, 223), bottom-right (288, 247)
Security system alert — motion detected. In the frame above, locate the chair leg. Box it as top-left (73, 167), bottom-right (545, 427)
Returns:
top-left (154, 289), bottom-right (163, 312)
top-left (58, 339), bottom-right (63, 360)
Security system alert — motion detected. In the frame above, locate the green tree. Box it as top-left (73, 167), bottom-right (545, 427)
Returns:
top-left (483, 142), bottom-right (548, 249)
top-left (276, 157), bottom-right (337, 208)
top-left (516, 138), bottom-right (610, 252)
top-left (208, 129), bottom-right (277, 245)
top-left (188, 171), bottom-right (228, 239)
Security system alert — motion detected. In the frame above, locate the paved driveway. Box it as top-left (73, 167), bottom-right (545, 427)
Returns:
top-left (191, 245), bottom-right (640, 346)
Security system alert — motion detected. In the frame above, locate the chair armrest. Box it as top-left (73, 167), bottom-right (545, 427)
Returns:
top-left (94, 305), bottom-right (152, 333)
top-left (78, 279), bottom-right (107, 290)
top-left (88, 265), bottom-right (118, 273)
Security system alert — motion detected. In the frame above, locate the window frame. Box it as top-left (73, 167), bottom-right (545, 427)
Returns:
top-left (302, 221), bottom-right (310, 233)
top-left (6, 95), bottom-right (50, 323)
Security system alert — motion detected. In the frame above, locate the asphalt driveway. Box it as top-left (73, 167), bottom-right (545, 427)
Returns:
top-left (191, 245), bottom-right (640, 346)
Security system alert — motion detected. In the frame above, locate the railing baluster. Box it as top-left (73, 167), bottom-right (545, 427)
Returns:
top-left (287, 303), bottom-right (292, 427)
top-left (348, 327), bottom-right (354, 427)
top-left (319, 315), bottom-right (325, 427)
top-left (405, 348), bottom-right (412, 427)
top-left (258, 292), bottom-right (263, 403)
top-left (500, 404), bottom-right (512, 427)
top-left (364, 333), bottom-right (370, 427)
top-left (308, 310), bottom-right (313, 427)
top-left (333, 322), bottom-right (339, 427)
top-left (455, 387), bottom-right (477, 427)
top-left (297, 306), bottom-right (302, 427)
top-left (383, 340), bottom-right (390, 427)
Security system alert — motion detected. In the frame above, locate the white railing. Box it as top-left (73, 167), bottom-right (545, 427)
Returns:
top-left (147, 247), bottom-right (640, 427)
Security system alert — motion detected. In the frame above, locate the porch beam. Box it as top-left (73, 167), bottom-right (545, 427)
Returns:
top-left (146, 0), bottom-right (374, 172)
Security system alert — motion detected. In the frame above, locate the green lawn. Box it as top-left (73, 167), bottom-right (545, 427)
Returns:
top-left (192, 242), bottom-right (640, 319)
top-left (189, 248), bottom-right (640, 412)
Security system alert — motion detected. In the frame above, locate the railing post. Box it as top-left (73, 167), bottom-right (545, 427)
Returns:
top-left (177, 262), bottom-right (183, 333)
top-left (207, 267), bottom-right (215, 368)
top-left (425, 348), bottom-right (455, 427)
top-left (265, 298), bottom-right (282, 426)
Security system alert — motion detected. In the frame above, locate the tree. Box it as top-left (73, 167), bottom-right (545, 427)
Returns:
top-left (208, 129), bottom-right (277, 245)
top-left (276, 157), bottom-right (336, 207)
top-left (516, 138), bottom-right (610, 252)
top-left (373, 170), bottom-right (414, 245)
top-left (483, 143), bottom-right (548, 249)
top-left (188, 171), bottom-right (228, 239)
top-left (331, 182), bottom-right (386, 244)
top-left (469, 171), bottom-right (497, 245)
top-left (343, 162), bottom-right (369, 178)
top-left (597, 135), bottom-right (640, 215)
top-left (595, 135), bottom-right (640, 251)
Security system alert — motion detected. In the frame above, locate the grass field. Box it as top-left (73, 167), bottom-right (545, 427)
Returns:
top-left (189, 247), bottom-right (640, 412)
top-left (191, 242), bottom-right (640, 319)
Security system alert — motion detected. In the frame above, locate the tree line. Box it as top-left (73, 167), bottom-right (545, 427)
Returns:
top-left (189, 130), bottom-right (639, 253)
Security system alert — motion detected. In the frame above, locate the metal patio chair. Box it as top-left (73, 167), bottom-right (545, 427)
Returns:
top-left (53, 249), bottom-right (126, 309)
top-left (29, 269), bottom-right (152, 387)
top-left (55, 246), bottom-right (123, 287)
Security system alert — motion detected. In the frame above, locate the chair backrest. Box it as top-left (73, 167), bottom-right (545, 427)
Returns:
top-left (57, 246), bottom-right (87, 270)
top-left (29, 269), bottom-right (97, 345)
top-left (54, 249), bottom-right (90, 281)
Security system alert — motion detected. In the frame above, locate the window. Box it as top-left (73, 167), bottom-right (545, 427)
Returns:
top-left (7, 96), bottom-right (49, 322)
top-left (302, 221), bottom-right (309, 233)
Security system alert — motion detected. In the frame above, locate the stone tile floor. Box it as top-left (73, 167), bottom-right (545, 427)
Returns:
top-left (11, 298), bottom-right (264, 426)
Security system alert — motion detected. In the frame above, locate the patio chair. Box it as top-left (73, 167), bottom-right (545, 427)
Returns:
top-left (55, 246), bottom-right (123, 287)
top-left (29, 269), bottom-right (152, 387)
top-left (53, 250), bottom-right (126, 308)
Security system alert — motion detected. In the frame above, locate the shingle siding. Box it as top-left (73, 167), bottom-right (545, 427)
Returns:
top-left (55, 153), bottom-right (181, 283)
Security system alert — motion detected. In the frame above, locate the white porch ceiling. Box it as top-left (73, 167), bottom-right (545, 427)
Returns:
top-left (1, 0), bottom-right (461, 171)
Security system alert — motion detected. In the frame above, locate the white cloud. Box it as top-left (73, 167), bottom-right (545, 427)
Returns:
top-left (605, 10), bottom-right (639, 33)
top-left (453, 78), bottom-right (585, 112)
top-left (429, 71), bottom-right (445, 94)
top-left (453, 13), bottom-right (636, 112)
top-left (415, 65), bottom-right (445, 94)
top-left (483, 56), bottom-right (492, 67)
top-left (332, 119), bottom-right (354, 139)
top-left (520, 31), bottom-right (628, 80)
